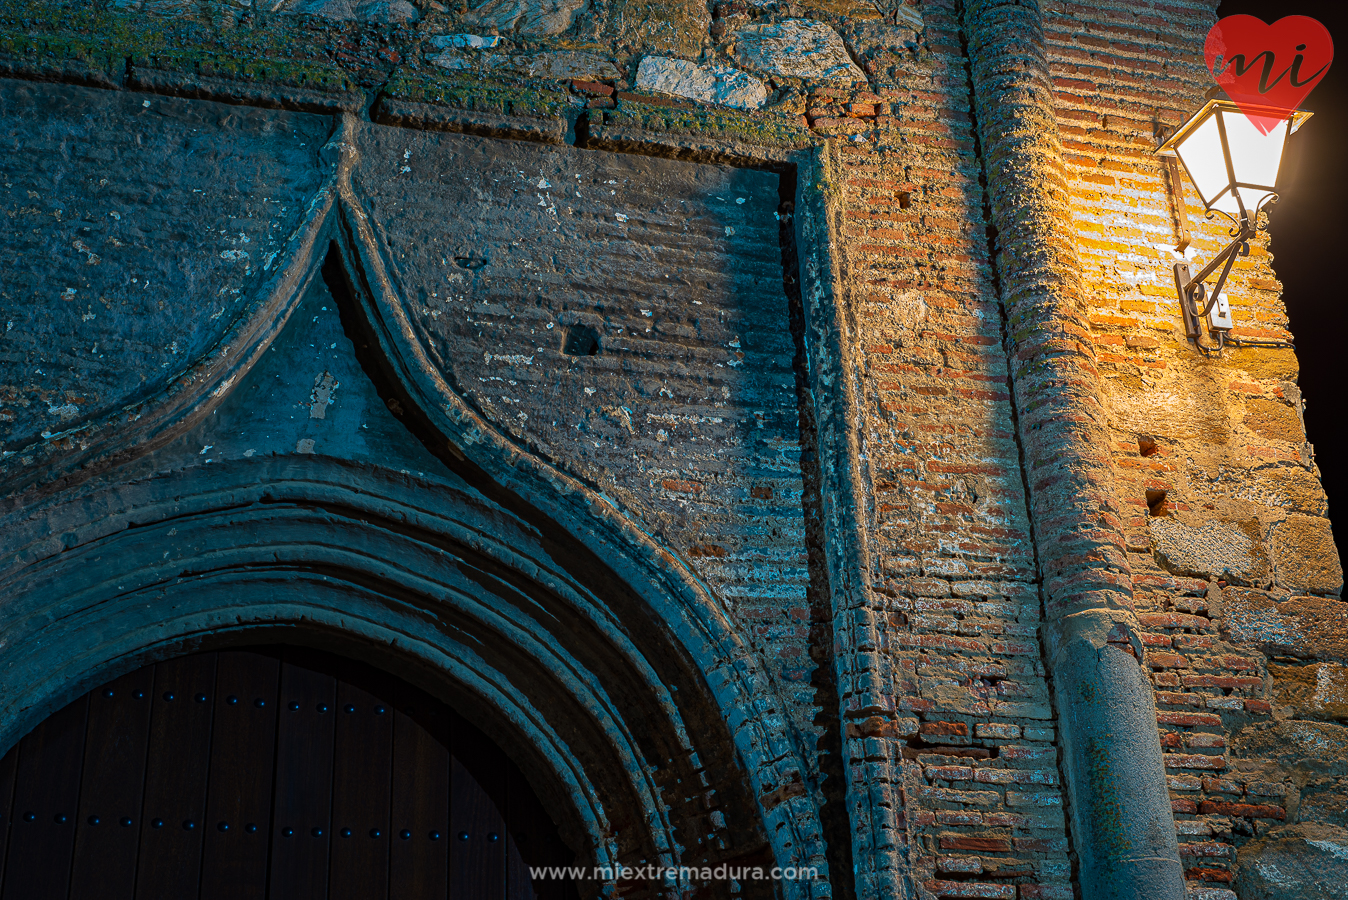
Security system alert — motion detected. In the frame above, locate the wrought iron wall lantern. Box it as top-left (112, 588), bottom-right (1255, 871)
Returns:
top-left (1156, 98), bottom-right (1311, 355)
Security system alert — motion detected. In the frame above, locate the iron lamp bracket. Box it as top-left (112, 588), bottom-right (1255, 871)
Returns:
top-left (1173, 220), bottom-right (1264, 355)
top-left (1174, 223), bottom-right (1250, 338)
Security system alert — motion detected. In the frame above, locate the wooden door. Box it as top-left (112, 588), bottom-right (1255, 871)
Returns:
top-left (0, 648), bottom-right (576, 900)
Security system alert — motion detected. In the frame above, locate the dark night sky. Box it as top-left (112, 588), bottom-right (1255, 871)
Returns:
top-left (1212, 1), bottom-right (1348, 569)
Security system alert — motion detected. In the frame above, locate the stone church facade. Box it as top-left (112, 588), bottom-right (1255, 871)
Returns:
top-left (0, 0), bottom-right (1343, 898)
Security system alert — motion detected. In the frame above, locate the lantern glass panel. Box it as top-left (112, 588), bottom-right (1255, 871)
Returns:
top-left (1174, 111), bottom-right (1230, 210)
top-left (1223, 110), bottom-right (1288, 214)
top-left (1169, 102), bottom-right (1298, 222)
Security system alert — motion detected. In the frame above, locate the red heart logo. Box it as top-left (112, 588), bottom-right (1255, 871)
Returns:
top-left (1205, 15), bottom-right (1333, 133)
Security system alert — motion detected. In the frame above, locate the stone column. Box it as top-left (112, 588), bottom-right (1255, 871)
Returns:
top-left (959, 2), bottom-right (1186, 897)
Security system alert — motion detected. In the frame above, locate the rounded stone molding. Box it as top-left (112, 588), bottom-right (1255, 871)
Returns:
top-left (0, 457), bottom-right (819, 896)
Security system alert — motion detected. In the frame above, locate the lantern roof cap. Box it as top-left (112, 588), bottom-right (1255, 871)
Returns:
top-left (1156, 98), bottom-right (1312, 157)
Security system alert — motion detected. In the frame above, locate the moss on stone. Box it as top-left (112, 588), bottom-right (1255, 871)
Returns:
top-left (0, 2), bottom-right (133, 75)
top-left (2, 0), bottom-right (818, 150)
top-left (605, 98), bottom-right (816, 150)
top-left (385, 70), bottom-right (573, 118)
top-left (0, 0), bottom-right (352, 91)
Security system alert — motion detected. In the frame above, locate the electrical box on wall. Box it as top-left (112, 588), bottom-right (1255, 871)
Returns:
top-left (1208, 292), bottom-right (1234, 331)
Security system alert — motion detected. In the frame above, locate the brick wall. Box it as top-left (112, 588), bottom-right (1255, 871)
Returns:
top-left (3, 0), bottom-right (1347, 896)
top-left (346, 123), bottom-right (828, 761)
top-left (1045, 1), bottom-right (1345, 896)
top-left (825, 1), bottom-right (1071, 896)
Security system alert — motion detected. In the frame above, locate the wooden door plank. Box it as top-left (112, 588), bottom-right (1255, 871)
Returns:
top-left (1, 692), bottom-right (89, 900)
top-left (0, 742), bottom-right (19, 896)
top-left (449, 750), bottom-right (505, 900)
top-left (509, 765), bottom-right (579, 900)
top-left (200, 651), bottom-right (282, 900)
top-left (506, 824), bottom-right (535, 900)
top-left (69, 666), bottom-right (155, 900)
top-left (391, 699), bottom-right (449, 900)
top-left (506, 765), bottom-right (534, 900)
top-left (328, 680), bottom-right (392, 900)
top-left (134, 653), bottom-right (219, 900)
top-left (268, 658), bottom-right (336, 900)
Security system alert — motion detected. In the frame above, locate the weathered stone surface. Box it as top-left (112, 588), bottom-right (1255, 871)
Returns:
top-left (1188, 464), bottom-right (1329, 517)
top-left (633, 56), bottom-right (767, 109)
top-left (427, 33), bottom-right (503, 50)
top-left (1272, 663), bottom-right (1348, 721)
top-left (1235, 823), bottom-right (1348, 900)
top-left (1245, 396), bottom-right (1305, 443)
top-left (844, 19), bottom-right (923, 62)
top-left (513, 51), bottom-right (620, 80)
top-left (580, 0), bottom-right (708, 58)
top-left (731, 19), bottom-right (867, 85)
top-left (1232, 719), bottom-right (1348, 776)
top-left (1223, 590), bottom-right (1348, 661)
top-left (460, 0), bottom-right (585, 36)
top-left (1271, 515), bottom-right (1343, 594)
top-left (431, 49), bottom-right (620, 81)
top-left (1104, 367), bottom-right (1230, 444)
top-left (288, 0), bottom-right (420, 22)
top-left (866, 0), bottom-right (924, 30)
top-left (107, 0), bottom-right (199, 14)
top-left (0, 80), bottom-right (331, 455)
top-left (1299, 777), bottom-right (1348, 829)
top-left (1150, 516), bottom-right (1270, 586)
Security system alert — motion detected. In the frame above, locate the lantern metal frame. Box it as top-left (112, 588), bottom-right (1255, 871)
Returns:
top-left (1155, 99), bottom-right (1311, 355)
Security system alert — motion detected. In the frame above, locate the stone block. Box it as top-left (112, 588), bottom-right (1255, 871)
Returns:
top-left (1235, 823), bottom-right (1348, 900)
top-left (633, 57), bottom-right (767, 109)
top-left (460, 0), bottom-right (585, 36)
top-left (431, 49), bottom-right (621, 81)
top-left (1298, 777), bottom-right (1348, 829)
top-left (1150, 516), bottom-right (1270, 586)
top-left (1232, 719), bottom-right (1348, 777)
top-left (1244, 397), bottom-right (1304, 443)
top-left (1272, 663), bottom-right (1348, 721)
top-left (582, 0), bottom-right (708, 57)
top-left (1270, 515), bottom-right (1343, 594)
top-left (1188, 464), bottom-right (1329, 516)
top-left (731, 19), bottom-right (868, 86)
top-left (1104, 367), bottom-right (1230, 443)
top-left (288, 0), bottom-right (420, 21)
top-left (1187, 889), bottom-right (1237, 900)
top-left (1224, 590), bottom-right (1348, 661)
top-left (427, 33), bottom-right (503, 49)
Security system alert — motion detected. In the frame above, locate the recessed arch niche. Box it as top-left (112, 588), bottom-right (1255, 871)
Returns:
top-left (0, 77), bottom-right (838, 900)
top-left (0, 456), bottom-right (790, 899)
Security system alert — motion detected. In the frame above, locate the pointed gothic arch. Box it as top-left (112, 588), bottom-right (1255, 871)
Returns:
top-left (0, 84), bottom-right (840, 896)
